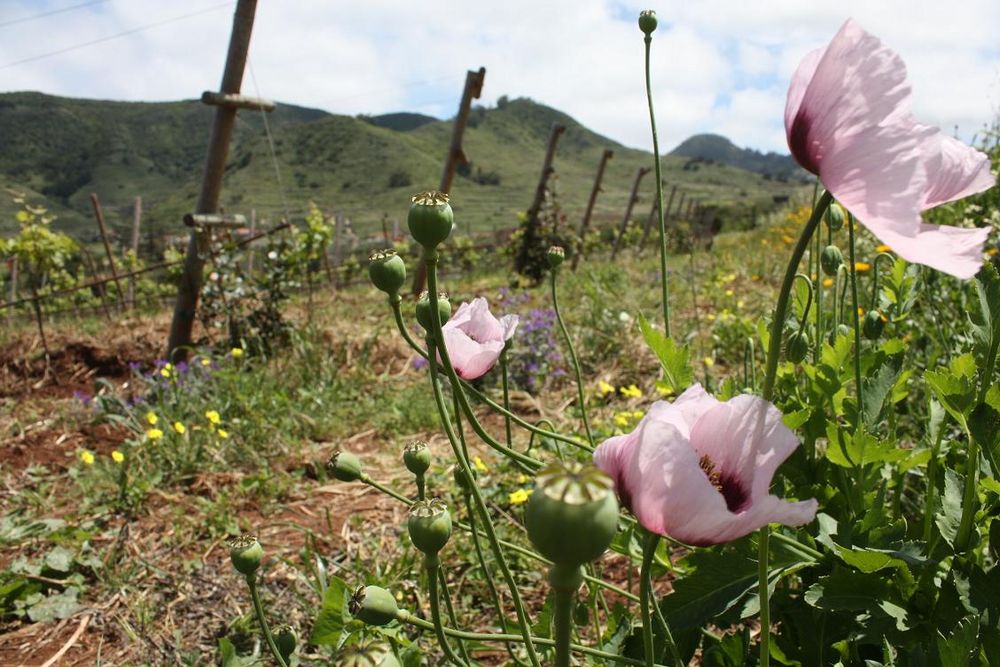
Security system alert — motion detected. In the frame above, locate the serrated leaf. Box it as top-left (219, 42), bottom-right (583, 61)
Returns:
top-left (834, 546), bottom-right (911, 574)
top-left (969, 402), bottom-right (1000, 472)
top-left (639, 314), bottom-right (693, 393)
top-left (862, 354), bottom-right (902, 426)
top-left (825, 425), bottom-right (908, 468)
top-left (936, 615), bottom-right (979, 667)
top-left (804, 569), bottom-right (891, 612)
top-left (936, 469), bottom-right (964, 549)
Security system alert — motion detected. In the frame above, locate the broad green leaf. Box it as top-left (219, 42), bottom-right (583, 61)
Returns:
top-left (639, 314), bottom-right (693, 393)
top-left (935, 469), bottom-right (964, 549)
top-left (25, 586), bottom-right (80, 623)
top-left (969, 402), bottom-right (1000, 471)
top-left (833, 546), bottom-right (911, 574)
top-left (804, 569), bottom-right (892, 613)
top-left (925, 364), bottom-right (976, 428)
top-left (862, 354), bottom-right (902, 426)
top-left (310, 575), bottom-right (350, 646)
top-left (825, 425), bottom-right (908, 468)
top-left (936, 615), bottom-right (979, 667)
top-left (219, 638), bottom-right (255, 667)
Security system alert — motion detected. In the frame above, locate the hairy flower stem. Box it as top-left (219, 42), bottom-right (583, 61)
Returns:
top-left (245, 575), bottom-right (289, 667)
top-left (427, 554), bottom-right (470, 666)
top-left (550, 564), bottom-right (584, 667)
top-left (550, 270), bottom-right (595, 447)
top-left (643, 32), bottom-right (672, 336)
top-left (641, 532), bottom-right (683, 667)
top-left (500, 347), bottom-right (513, 447)
top-left (847, 215), bottom-right (865, 430)
top-left (758, 189), bottom-right (832, 667)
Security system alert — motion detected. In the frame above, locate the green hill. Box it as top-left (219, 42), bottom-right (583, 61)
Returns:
top-left (670, 133), bottom-right (808, 183)
top-left (0, 93), bottom-right (802, 245)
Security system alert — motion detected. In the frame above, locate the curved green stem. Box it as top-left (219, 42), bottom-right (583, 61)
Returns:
top-left (550, 270), bottom-right (595, 447)
top-left (847, 214), bottom-right (864, 423)
top-left (550, 564), bottom-right (584, 667)
top-left (643, 33), bottom-right (671, 336)
top-left (757, 529), bottom-right (772, 667)
top-left (246, 575), bottom-right (289, 667)
top-left (427, 554), bottom-right (470, 666)
top-left (501, 346), bottom-right (513, 447)
top-left (641, 532), bottom-right (683, 666)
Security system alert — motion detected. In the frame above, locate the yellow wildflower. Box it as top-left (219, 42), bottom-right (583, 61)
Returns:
top-left (173, 421), bottom-right (186, 435)
top-left (782, 235), bottom-right (795, 245)
top-left (822, 278), bottom-right (834, 288)
top-left (988, 248), bottom-right (999, 257)
top-left (854, 262), bottom-right (871, 272)
top-left (146, 411), bottom-right (158, 425)
top-left (703, 357), bottom-right (715, 368)
top-left (231, 348), bottom-right (244, 358)
top-left (111, 450), bottom-right (125, 464)
top-left (200, 358), bottom-right (212, 367)
top-left (858, 307), bottom-right (865, 317)
top-left (725, 289), bottom-right (734, 297)
top-left (598, 380), bottom-right (615, 397)
top-left (736, 300), bottom-right (744, 309)
top-left (473, 456), bottom-right (488, 473)
top-left (217, 428), bottom-right (230, 440)
top-left (205, 410), bottom-right (221, 425)
top-left (632, 411), bottom-right (644, 419)
top-left (876, 244), bottom-right (892, 253)
top-left (613, 412), bottom-right (631, 428)
top-left (656, 382), bottom-right (675, 397)
top-left (147, 428), bottom-right (164, 441)
top-left (620, 384), bottom-right (642, 399)
top-left (516, 474), bottom-right (531, 485)
top-left (508, 488), bottom-right (533, 505)
top-left (160, 367), bottom-right (171, 378)
top-left (79, 450), bottom-right (95, 465)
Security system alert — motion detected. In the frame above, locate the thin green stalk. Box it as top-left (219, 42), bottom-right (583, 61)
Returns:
top-left (955, 422), bottom-right (980, 552)
top-left (501, 347), bottom-right (513, 447)
top-left (427, 555), bottom-right (470, 666)
top-left (550, 565), bottom-right (583, 667)
top-left (846, 214), bottom-right (864, 424)
top-left (246, 575), bottom-right (289, 667)
top-left (757, 530), bottom-right (772, 667)
top-left (439, 571), bottom-right (472, 664)
top-left (641, 532), bottom-right (683, 666)
top-left (550, 269), bottom-right (595, 447)
top-left (922, 425), bottom-right (946, 544)
top-left (643, 31), bottom-right (671, 336)
top-left (814, 219), bottom-right (824, 364)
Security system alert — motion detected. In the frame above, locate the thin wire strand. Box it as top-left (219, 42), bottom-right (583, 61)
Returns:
top-left (247, 57), bottom-right (291, 223)
top-left (0, 0), bottom-right (110, 29)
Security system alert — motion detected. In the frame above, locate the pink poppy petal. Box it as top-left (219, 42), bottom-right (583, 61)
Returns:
top-left (457, 297), bottom-right (504, 342)
top-left (859, 217), bottom-right (989, 280)
top-left (919, 128), bottom-right (996, 209)
top-left (713, 496), bottom-right (819, 544)
top-left (593, 429), bottom-right (640, 510)
top-left (784, 46), bottom-right (825, 172)
top-left (646, 383), bottom-right (719, 439)
top-left (499, 314), bottom-right (519, 341)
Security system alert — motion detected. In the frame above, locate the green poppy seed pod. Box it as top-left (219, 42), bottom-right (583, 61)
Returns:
top-left (407, 191), bottom-right (454, 249)
top-left (342, 642), bottom-right (401, 667)
top-left (228, 534), bottom-right (263, 576)
top-left (524, 461), bottom-right (619, 567)
top-left (785, 329), bottom-right (810, 363)
top-left (274, 624), bottom-right (297, 663)
top-left (327, 450), bottom-right (363, 482)
top-left (452, 464), bottom-right (476, 492)
top-left (403, 441), bottom-right (431, 476)
top-left (407, 498), bottom-right (452, 555)
top-left (828, 323), bottom-right (852, 345)
top-left (863, 310), bottom-right (885, 340)
top-left (415, 291), bottom-right (451, 332)
top-left (820, 245), bottom-right (843, 277)
top-left (638, 10), bottom-right (658, 35)
top-left (348, 585), bottom-right (399, 626)
top-left (826, 202), bottom-right (846, 231)
top-left (547, 245), bottom-right (565, 269)
top-left (368, 249), bottom-right (406, 295)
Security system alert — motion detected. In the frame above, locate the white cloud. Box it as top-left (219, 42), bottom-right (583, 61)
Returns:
top-left (0, 0), bottom-right (995, 155)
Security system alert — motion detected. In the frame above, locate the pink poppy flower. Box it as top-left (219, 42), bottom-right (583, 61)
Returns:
top-left (441, 297), bottom-right (518, 380)
top-left (786, 19), bottom-right (995, 280)
top-left (593, 384), bottom-right (817, 546)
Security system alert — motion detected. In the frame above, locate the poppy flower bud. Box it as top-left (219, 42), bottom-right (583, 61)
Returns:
top-left (327, 450), bottom-right (363, 482)
top-left (368, 249), bottom-right (406, 296)
top-left (547, 245), bottom-right (565, 269)
top-left (524, 461), bottom-right (619, 567)
top-left (403, 441), bottom-right (431, 476)
top-left (274, 624), bottom-right (297, 663)
top-left (829, 323), bottom-right (852, 344)
top-left (408, 191), bottom-right (454, 249)
top-left (785, 329), bottom-right (810, 363)
top-left (820, 245), bottom-right (843, 276)
top-left (863, 310), bottom-right (885, 340)
top-left (228, 534), bottom-right (263, 576)
top-left (349, 585), bottom-right (399, 626)
top-left (825, 202), bottom-right (846, 231)
top-left (407, 498), bottom-right (452, 556)
top-left (415, 291), bottom-right (452, 332)
top-left (638, 10), bottom-right (657, 35)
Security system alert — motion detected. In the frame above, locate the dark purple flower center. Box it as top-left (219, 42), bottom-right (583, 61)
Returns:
top-left (699, 455), bottom-right (750, 513)
top-left (788, 110), bottom-right (820, 175)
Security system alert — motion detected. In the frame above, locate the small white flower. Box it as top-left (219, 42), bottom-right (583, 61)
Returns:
top-left (618, 311), bottom-right (632, 323)
top-left (267, 251), bottom-right (278, 260)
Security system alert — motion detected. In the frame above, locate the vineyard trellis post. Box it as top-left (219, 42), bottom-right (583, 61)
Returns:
top-left (6, 257), bottom-right (16, 327)
top-left (514, 122), bottom-right (566, 277)
top-left (642, 182), bottom-right (675, 249)
top-left (128, 195), bottom-right (142, 309)
top-left (90, 193), bottom-right (126, 312)
top-left (611, 166), bottom-right (651, 259)
top-left (246, 208), bottom-right (257, 275)
top-left (411, 66), bottom-right (486, 296)
top-left (572, 148), bottom-right (613, 271)
top-left (167, 0), bottom-right (265, 359)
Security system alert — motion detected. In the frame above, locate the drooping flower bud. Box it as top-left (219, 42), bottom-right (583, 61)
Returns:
top-left (820, 245), bottom-right (843, 276)
top-left (524, 461), bottom-right (619, 567)
top-left (826, 202), bottom-right (846, 231)
top-left (785, 329), bottom-right (810, 363)
top-left (368, 249), bottom-right (406, 296)
top-left (403, 441), bottom-right (431, 476)
top-left (638, 10), bottom-right (658, 35)
top-left (349, 585), bottom-right (399, 626)
top-left (547, 245), bottom-right (565, 270)
top-left (415, 291), bottom-right (451, 332)
top-left (327, 450), bottom-right (363, 482)
top-left (863, 310), bottom-right (885, 340)
top-left (407, 498), bottom-right (452, 556)
top-left (274, 624), bottom-right (297, 663)
top-left (407, 191), bottom-right (454, 249)
top-left (228, 534), bottom-right (263, 576)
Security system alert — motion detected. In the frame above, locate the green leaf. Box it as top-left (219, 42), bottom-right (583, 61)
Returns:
top-left (804, 569), bottom-right (892, 613)
top-left (825, 425), bottom-right (908, 468)
top-left (935, 469), bottom-right (964, 549)
top-left (310, 575), bottom-right (350, 646)
top-left (833, 546), bottom-right (911, 574)
top-left (925, 363), bottom-right (976, 428)
top-left (639, 314), bottom-right (693, 393)
top-left (26, 587), bottom-right (80, 623)
top-left (969, 401), bottom-right (1000, 470)
top-left (936, 615), bottom-right (979, 667)
top-left (218, 637), bottom-right (255, 667)
top-left (862, 354), bottom-right (902, 426)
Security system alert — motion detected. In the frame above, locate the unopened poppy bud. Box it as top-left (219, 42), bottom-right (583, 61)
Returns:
top-left (274, 624), bottom-right (297, 662)
top-left (828, 323), bottom-right (851, 345)
top-left (403, 441), bottom-right (431, 476)
top-left (453, 464), bottom-right (476, 492)
top-left (327, 450), bottom-right (363, 482)
top-left (638, 9), bottom-right (657, 35)
top-left (349, 585), bottom-right (399, 626)
top-left (826, 202), bottom-right (846, 231)
top-left (820, 245), bottom-right (843, 276)
top-left (368, 249), bottom-right (406, 295)
top-left (408, 191), bottom-right (454, 249)
top-left (785, 329), bottom-right (810, 363)
top-left (407, 498), bottom-right (452, 555)
top-left (547, 245), bottom-right (565, 269)
top-left (525, 461), bottom-right (619, 567)
top-left (863, 310), bottom-right (885, 340)
top-left (415, 291), bottom-right (451, 332)
top-left (228, 534), bottom-right (263, 576)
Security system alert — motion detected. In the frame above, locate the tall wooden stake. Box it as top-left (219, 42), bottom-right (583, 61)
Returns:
top-left (514, 122), bottom-right (566, 277)
top-left (572, 148), bottom-right (613, 270)
top-left (90, 193), bottom-right (126, 311)
top-left (128, 196), bottom-right (142, 308)
top-left (6, 257), bottom-right (16, 328)
top-left (611, 166), bottom-right (651, 259)
top-left (167, 0), bottom-right (260, 358)
top-left (411, 66), bottom-right (486, 295)
top-left (246, 208), bottom-right (257, 275)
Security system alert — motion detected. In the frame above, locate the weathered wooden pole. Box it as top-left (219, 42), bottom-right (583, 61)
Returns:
top-left (89, 193), bottom-right (126, 311)
top-left (128, 196), bottom-right (142, 308)
top-left (167, 0), bottom-right (262, 359)
top-left (572, 148), bottom-right (613, 271)
top-left (514, 122), bottom-right (566, 276)
top-left (611, 166), bottom-right (651, 259)
top-left (6, 257), bottom-right (16, 327)
top-left (246, 208), bottom-right (257, 275)
top-left (411, 66), bottom-right (486, 295)
top-left (641, 183), bottom-right (674, 248)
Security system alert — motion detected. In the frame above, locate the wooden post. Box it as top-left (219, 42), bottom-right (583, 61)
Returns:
top-left (246, 208), bottom-right (257, 275)
top-left (89, 193), bottom-right (126, 311)
top-left (128, 196), bottom-right (142, 308)
top-left (411, 66), bottom-right (486, 295)
top-left (685, 199), bottom-right (695, 221)
top-left (611, 166), bottom-right (651, 259)
top-left (167, 0), bottom-right (261, 359)
top-left (572, 148), bottom-right (613, 270)
top-left (641, 183), bottom-right (674, 248)
top-left (6, 257), bottom-right (16, 327)
top-left (514, 122), bottom-right (566, 277)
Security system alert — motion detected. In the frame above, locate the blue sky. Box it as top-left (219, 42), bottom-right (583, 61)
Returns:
top-left (1, 0), bottom-right (997, 154)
